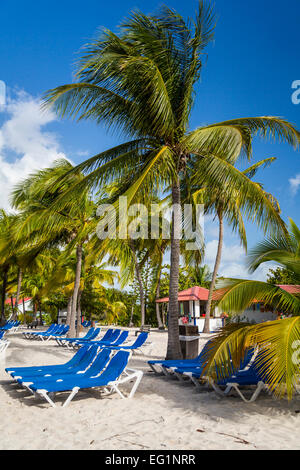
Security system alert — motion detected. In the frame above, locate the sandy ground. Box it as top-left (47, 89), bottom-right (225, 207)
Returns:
top-left (0, 327), bottom-right (300, 450)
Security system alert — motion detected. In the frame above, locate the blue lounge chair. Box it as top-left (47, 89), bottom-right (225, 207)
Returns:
top-left (205, 351), bottom-right (273, 402)
top-left (107, 332), bottom-right (150, 354)
top-left (17, 349), bottom-right (143, 407)
top-left (173, 347), bottom-right (255, 388)
top-left (17, 348), bottom-right (110, 388)
top-left (1, 321), bottom-right (20, 334)
top-left (95, 330), bottom-right (129, 348)
top-left (73, 328), bottom-right (119, 349)
top-left (148, 340), bottom-right (214, 375)
top-left (65, 327), bottom-right (103, 349)
top-left (43, 325), bottom-right (70, 341)
top-left (10, 345), bottom-right (99, 381)
top-left (0, 322), bottom-right (11, 331)
top-left (56, 327), bottom-right (100, 347)
top-left (6, 344), bottom-right (92, 377)
top-left (24, 324), bottom-right (58, 340)
top-left (34, 324), bottom-right (65, 341)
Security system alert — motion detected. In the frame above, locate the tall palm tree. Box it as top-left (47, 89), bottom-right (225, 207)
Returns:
top-left (11, 159), bottom-right (96, 337)
top-left (203, 220), bottom-right (300, 400)
top-left (0, 210), bottom-right (20, 325)
top-left (43, 2), bottom-right (300, 358)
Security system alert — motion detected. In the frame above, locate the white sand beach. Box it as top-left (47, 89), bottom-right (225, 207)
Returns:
top-left (1, 329), bottom-right (300, 450)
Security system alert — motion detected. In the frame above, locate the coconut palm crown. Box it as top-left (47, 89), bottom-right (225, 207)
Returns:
top-left (43, 2), bottom-right (300, 358)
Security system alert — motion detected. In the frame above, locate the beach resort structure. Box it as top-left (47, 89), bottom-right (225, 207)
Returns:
top-left (156, 285), bottom-right (300, 331)
top-left (5, 297), bottom-right (32, 313)
top-left (156, 286), bottom-right (223, 332)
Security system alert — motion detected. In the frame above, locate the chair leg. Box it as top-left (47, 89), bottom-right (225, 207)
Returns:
top-left (148, 363), bottom-right (163, 375)
top-left (37, 389), bottom-right (57, 408)
top-left (109, 369), bottom-right (143, 399)
top-left (128, 371), bottom-right (143, 398)
top-left (227, 381), bottom-right (266, 403)
top-left (63, 387), bottom-right (80, 407)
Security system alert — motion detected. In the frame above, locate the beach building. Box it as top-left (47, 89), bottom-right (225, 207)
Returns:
top-left (156, 284), bottom-right (300, 331)
top-left (5, 297), bottom-right (32, 313)
top-left (156, 286), bottom-right (223, 332)
top-left (234, 285), bottom-right (300, 323)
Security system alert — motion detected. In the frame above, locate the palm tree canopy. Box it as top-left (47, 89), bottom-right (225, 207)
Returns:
top-left (43, 3), bottom-right (300, 243)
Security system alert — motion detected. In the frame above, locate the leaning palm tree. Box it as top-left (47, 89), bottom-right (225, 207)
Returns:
top-left (43, 2), bottom-right (300, 358)
top-left (0, 210), bottom-right (21, 325)
top-left (10, 159), bottom-right (97, 338)
top-left (195, 157), bottom-right (281, 333)
top-left (202, 219), bottom-right (300, 400)
top-left (216, 218), bottom-right (300, 314)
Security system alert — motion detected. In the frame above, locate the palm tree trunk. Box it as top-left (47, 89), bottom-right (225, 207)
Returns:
top-left (68, 244), bottom-right (82, 338)
top-left (33, 302), bottom-right (38, 322)
top-left (136, 269), bottom-right (145, 326)
top-left (66, 295), bottom-right (72, 326)
top-left (22, 298), bottom-right (26, 325)
top-left (155, 273), bottom-right (164, 329)
top-left (166, 178), bottom-right (182, 359)
top-left (203, 210), bottom-right (224, 333)
top-left (129, 305), bottom-right (134, 327)
top-left (10, 296), bottom-right (15, 318)
top-left (13, 267), bottom-right (22, 321)
top-left (129, 242), bottom-right (145, 326)
top-left (38, 301), bottom-right (43, 326)
top-left (1, 266), bottom-right (8, 326)
top-left (76, 289), bottom-right (82, 337)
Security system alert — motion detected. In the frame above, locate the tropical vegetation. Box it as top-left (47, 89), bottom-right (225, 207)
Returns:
top-left (0, 2), bottom-right (299, 377)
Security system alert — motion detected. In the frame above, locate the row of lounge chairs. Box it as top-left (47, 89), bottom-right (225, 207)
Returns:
top-left (56, 327), bottom-right (151, 355)
top-left (0, 321), bottom-right (20, 333)
top-left (6, 344), bottom-right (143, 407)
top-left (23, 324), bottom-right (69, 341)
top-left (148, 342), bottom-right (276, 403)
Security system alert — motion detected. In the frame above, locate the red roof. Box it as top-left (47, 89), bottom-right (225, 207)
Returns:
top-left (251, 286), bottom-right (300, 303)
top-left (277, 285), bottom-right (300, 294)
top-left (5, 297), bottom-right (31, 305)
top-left (156, 284), bottom-right (300, 304)
top-left (156, 286), bottom-right (209, 303)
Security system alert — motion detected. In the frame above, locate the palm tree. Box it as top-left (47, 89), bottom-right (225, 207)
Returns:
top-left (194, 157), bottom-right (281, 332)
top-left (215, 218), bottom-right (300, 314)
top-left (43, 2), bottom-right (300, 358)
top-left (0, 210), bottom-right (20, 325)
top-left (203, 220), bottom-right (300, 399)
top-left (184, 264), bottom-right (212, 289)
top-left (104, 300), bottom-right (127, 325)
top-left (10, 159), bottom-right (96, 338)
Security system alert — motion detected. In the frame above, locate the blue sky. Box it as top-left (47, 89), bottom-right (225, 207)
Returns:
top-left (0, 0), bottom-right (299, 281)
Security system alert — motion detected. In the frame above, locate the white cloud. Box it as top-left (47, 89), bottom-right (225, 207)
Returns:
top-left (204, 239), bottom-right (272, 282)
top-left (289, 173), bottom-right (300, 195)
top-left (205, 239), bottom-right (245, 263)
top-left (0, 91), bottom-right (67, 210)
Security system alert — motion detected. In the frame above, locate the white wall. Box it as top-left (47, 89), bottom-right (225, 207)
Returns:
top-left (233, 309), bottom-right (277, 324)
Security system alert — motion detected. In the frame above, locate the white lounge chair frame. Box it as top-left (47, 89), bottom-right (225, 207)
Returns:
top-left (0, 340), bottom-right (10, 359)
top-left (22, 367), bottom-right (143, 408)
top-left (204, 376), bottom-right (270, 402)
